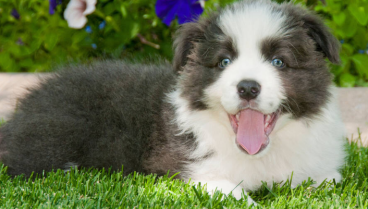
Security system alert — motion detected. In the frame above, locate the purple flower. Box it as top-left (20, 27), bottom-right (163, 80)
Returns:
top-left (16, 38), bottom-right (24, 46)
top-left (49, 0), bottom-right (62, 15)
top-left (155, 0), bottom-right (204, 26)
top-left (11, 9), bottom-right (20, 19)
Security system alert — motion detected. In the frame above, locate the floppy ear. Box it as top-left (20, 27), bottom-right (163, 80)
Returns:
top-left (302, 13), bottom-right (340, 64)
top-left (173, 22), bottom-right (204, 72)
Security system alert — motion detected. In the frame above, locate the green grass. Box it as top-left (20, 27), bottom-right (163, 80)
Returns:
top-left (0, 134), bottom-right (367, 208)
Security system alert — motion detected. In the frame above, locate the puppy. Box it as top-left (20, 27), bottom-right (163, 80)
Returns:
top-left (0, 0), bottom-right (346, 204)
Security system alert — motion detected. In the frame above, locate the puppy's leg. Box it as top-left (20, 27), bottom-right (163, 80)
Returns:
top-left (191, 179), bottom-right (256, 205)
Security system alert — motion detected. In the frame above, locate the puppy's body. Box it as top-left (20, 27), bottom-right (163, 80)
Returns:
top-left (0, 0), bottom-right (346, 201)
top-left (0, 62), bottom-right (192, 177)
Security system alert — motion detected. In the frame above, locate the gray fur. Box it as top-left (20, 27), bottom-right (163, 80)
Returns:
top-left (0, 61), bottom-right (198, 177)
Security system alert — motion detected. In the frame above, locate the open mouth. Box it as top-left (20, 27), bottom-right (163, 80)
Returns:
top-left (228, 108), bottom-right (280, 155)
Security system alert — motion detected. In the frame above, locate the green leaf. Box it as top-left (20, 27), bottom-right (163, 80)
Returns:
top-left (356, 78), bottom-right (368, 87)
top-left (103, 2), bottom-right (117, 16)
top-left (72, 32), bottom-right (88, 46)
top-left (19, 58), bottom-right (34, 68)
top-left (341, 44), bottom-right (354, 57)
top-left (160, 40), bottom-right (174, 59)
top-left (130, 22), bottom-right (140, 38)
top-left (44, 34), bottom-right (59, 51)
top-left (0, 52), bottom-right (18, 72)
top-left (331, 55), bottom-right (349, 77)
top-left (314, 4), bottom-right (327, 12)
top-left (120, 5), bottom-right (128, 18)
top-left (29, 39), bottom-right (43, 53)
top-left (351, 54), bottom-right (368, 79)
top-left (340, 14), bottom-right (358, 38)
top-left (348, 4), bottom-right (368, 26)
top-left (339, 73), bottom-right (356, 87)
top-left (326, 0), bottom-right (341, 12)
top-left (352, 27), bottom-right (368, 49)
top-left (332, 12), bottom-right (346, 26)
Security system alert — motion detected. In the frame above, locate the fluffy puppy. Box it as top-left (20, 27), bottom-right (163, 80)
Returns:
top-left (0, 0), bottom-right (346, 204)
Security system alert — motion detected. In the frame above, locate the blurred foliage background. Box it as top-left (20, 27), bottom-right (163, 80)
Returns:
top-left (0, 0), bottom-right (368, 87)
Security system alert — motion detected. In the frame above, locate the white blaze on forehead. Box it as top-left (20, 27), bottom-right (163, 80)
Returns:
top-left (204, 1), bottom-right (288, 115)
top-left (218, 1), bottom-right (286, 59)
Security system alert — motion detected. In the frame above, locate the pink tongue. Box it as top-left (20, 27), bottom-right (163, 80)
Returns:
top-left (237, 109), bottom-right (266, 155)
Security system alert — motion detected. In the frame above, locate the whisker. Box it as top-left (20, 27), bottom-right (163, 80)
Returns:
top-left (287, 97), bottom-right (301, 114)
top-left (280, 103), bottom-right (294, 116)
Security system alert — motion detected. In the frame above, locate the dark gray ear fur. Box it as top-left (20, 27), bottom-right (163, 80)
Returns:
top-left (273, 2), bottom-right (341, 64)
top-left (301, 12), bottom-right (340, 64)
top-left (283, 2), bottom-right (340, 64)
top-left (172, 22), bottom-right (204, 72)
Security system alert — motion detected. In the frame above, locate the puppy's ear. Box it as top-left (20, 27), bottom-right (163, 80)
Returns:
top-left (302, 13), bottom-right (340, 64)
top-left (173, 22), bottom-right (204, 72)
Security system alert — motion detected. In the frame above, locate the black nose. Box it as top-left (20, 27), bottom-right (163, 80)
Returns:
top-left (237, 80), bottom-right (261, 101)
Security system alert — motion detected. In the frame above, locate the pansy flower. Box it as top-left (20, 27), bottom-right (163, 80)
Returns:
top-left (49, 0), bottom-right (62, 15)
top-left (155, 0), bottom-right (205, 26)
top-left (11, 9), bottom-right (20, 19)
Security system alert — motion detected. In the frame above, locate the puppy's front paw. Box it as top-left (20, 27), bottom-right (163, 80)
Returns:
top-left (223, 187), bottom-right (256, 206)
top-left (315, 172), bottom-right (342, 187)
top-left (192, 179), bottom-right (257, 206)
top-left (246, 195), bottom-right (257, 206)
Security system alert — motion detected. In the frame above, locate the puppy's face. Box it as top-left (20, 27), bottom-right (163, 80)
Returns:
top-left (173, 0), bottom-right (340, 155)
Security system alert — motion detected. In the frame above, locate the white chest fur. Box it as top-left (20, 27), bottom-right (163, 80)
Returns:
top-left (168, 88), bottom-right (346, 195)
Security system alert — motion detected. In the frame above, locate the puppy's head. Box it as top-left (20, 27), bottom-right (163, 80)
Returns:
top-left (173, 0), bottom-right (340, 155)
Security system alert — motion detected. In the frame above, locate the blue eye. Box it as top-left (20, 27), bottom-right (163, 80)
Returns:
top-left (271, 58), bottom-right (285, 68)
top-left (219, 58), bottom-right (231, 68)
